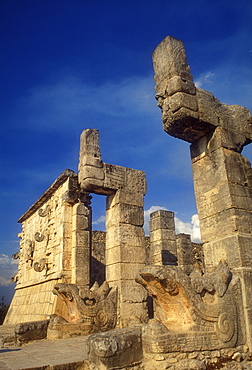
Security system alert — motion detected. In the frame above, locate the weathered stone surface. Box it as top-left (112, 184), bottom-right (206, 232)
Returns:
top-left (136, 261), bottom-right (242, 352)
top-left (4, 170), bottom-right (92, 325)
top-left (106, 203), bottom-right (144, 227)
top-left (105, 224), bottom-right (145, 248)
top-left (153, 35), bottom-right (252, 350)
top-left (14, 319), bottom-right (49, 345)
top-left (176, 233), bottom-right (195, 275)
top-left (78, 129), bottom-right (148, 327)
top-left (48, 281), bottom-right (117, 339)
top-left (150, 210), bottom-right (175, 231)
top-left (88, 327), bottom-right (143, 369)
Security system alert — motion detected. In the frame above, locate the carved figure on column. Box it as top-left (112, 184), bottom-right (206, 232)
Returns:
top-left (152, 35), bottom-right (252, 350)
top-left (48, 281), bottom-right (117, 338)
top-left (136, 261), bottom-right (241, 352)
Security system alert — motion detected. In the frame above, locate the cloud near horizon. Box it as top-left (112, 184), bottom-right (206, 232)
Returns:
top-left (0, 254), bottom-right (18, 287)
top-left (92, 205), bottom-right (202, 243)
top-left (143, 206), bottom-right (201, 243)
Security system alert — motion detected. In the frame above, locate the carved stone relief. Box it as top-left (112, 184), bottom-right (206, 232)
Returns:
top-left (136, 261), bottom-right (240, 352)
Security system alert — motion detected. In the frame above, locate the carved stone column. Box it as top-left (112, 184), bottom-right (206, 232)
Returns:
top-left (153, 35), bottom-right (252, 349)
top-left (78, 129), bottom-right (148, 327)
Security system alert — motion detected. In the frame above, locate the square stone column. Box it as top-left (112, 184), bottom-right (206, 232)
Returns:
top-left (149, 210), bottom-right (177, 265)
top-left (106, 187), bottom-right (148, 327)
top-left (78, 129), bottom-right (148, 328)
top-left (191, 129), bottom-right (252, 349)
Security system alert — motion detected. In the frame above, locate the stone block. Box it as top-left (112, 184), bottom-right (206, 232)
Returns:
top-left (245, 307), bottom-right (252, 349)
top-left (169, 92), bottom-right (198, 113)
top-left (125, 167), bottom-right (147, 195)
top-left (192, 152), bottom-right (227, 191)
top-left (104, 163), bottom-right (126, 190)
top-left (88, 327), bottom-right (143, 369)
top-left (207, 127), bottom-right (248, 153)
top-left (225, 150), bottom-right (252, 186)
top-left (62, 252), bottom-right (71, 270)
top-left (150, 240), bottom-right (177, 255)
top-left (106, 189), bottom-right (144, 208)
top-left (73, 202), bottom-right (90, 216)
top-left (72, 229), bottom-right (90, 247)
top-left (106, 244), bottom-right (146, 265)
top-left (165, 75), bottom-right (196, 96)
top-left (106, 203), bottom-right (144, 227)
top-left (119, 302), bottom-right (148, 326)
top-left (118, 280), bottom-right (147, 303)
top-left (79, 165), bottom-right (105, 184)
top-left (153, 36), bottom-right (192, 83)
top-left (199, 208), bottom-right (252, 243)
top-left (237, 269), bottom-right (252, 307)
top-left (106, 224), bottom-right (145, 248)
top-left (196, 183), bottom-right (252, 220)
top-left (79, 128), bottom-right (101, 155)
top-left (79, 155), bottom-right (103, 168)
top-left (204, 234), bottom-right (252, 270)
top-left (150, 228), bottom-right (176, 243)
top-left (150, 210), bottom-right (175, 231)
top-left (106, 262), bottom-right (145, 282)
top-left (61, 206), bottom-right (73, 223)
top-left (72, 214), bottom-right (90, 231)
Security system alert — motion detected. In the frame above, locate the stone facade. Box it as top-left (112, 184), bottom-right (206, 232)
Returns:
top-left (4, 170), bottom-right (92, 324)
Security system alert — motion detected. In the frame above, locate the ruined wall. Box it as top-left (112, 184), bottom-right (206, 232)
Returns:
top-left (4, 170), bottom-right (91, 324)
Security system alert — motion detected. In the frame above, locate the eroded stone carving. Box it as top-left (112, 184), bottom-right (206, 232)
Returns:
top-left (48, 281), bottom-right (117, 338)
top-left (33, 258), bottom-right (48, 272)
top-left (34, 231), bottom-right (46, 242)
top-left (153, 35), bottom-right (252, 350)
top-left (23, 239), bottom-right (34, 262)
top-left (11, 273), bottom-right (19, 283)
top-left (136, 261), bottom-right (239, 351)
top-left (12, 251), bottom-right (20, 260)
top-left (153, 36), bottom-right (252, 146)
top-left (38, 205), bottom-right (50, 217)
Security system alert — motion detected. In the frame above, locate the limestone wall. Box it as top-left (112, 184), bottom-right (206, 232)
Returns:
top-left (4, 170), bottom-right (91, 325)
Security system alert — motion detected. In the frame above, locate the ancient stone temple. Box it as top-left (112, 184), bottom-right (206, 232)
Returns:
top-left (1, 36), bottom-right (251, 370)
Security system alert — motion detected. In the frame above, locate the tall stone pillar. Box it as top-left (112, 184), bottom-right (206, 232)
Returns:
top-left (71, 200), bottom-right (92, 291)
top-left (78, 129), bottom-right (148, 328)
top-left (106, 178), bottom-right (147, 327)
top-left (191, 129), bottom-right (252, 347)
top-left (153, 35), bottom-right (252, 349)
top-left (176, 233), bottom-right (194, 275)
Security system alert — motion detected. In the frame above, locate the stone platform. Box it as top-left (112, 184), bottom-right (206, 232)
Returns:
top-left (0, 333), bottom-right (89, 370)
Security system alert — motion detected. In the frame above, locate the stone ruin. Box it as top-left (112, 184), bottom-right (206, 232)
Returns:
top-left (2, 36), bottom-right (252, 369)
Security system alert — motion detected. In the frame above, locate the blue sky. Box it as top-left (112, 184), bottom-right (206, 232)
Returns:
top-left (1, 0), bottom-right (252, 304)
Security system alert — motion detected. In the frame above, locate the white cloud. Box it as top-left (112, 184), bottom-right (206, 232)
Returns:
top-left (92, 215), bottom-right (106, 226)
top-left (0, 254), bottom-right (18, 287)
top-left (144, 206), bottom-right (201, 243)
top-left (0, 277), bottom-right (14, 287)
top-left (175, 214), bottom-right (201, 243)
top-left (195, 71), bottom-right (214, 88)
top-left (14, 75), bottom-right (157, 133)
top-left (0, 254), bottom-right (18, 266)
